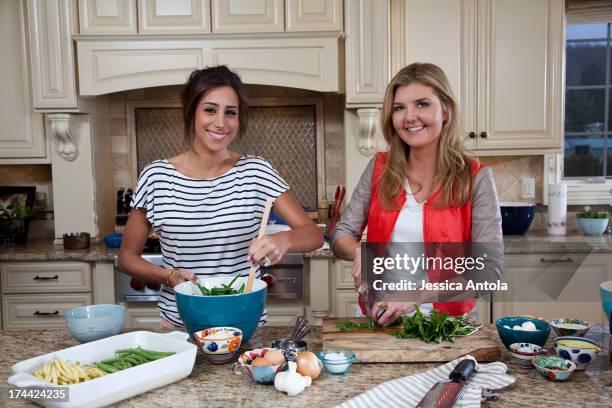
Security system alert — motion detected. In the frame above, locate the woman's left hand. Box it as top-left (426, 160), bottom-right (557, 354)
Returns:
top-left (371, 302), bottom-right (416, 327)
top-left (247, 233), bottom-right (291, 267)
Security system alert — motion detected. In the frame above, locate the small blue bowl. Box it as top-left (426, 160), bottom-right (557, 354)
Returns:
top-left (174, 277), bottom-right (266, 345)
top-left (578, 218), bottom-right (609, 236)
top-left (103, 232), bottom-right (123, 248)
top-left (500, 202), bottom-right (536, 235)
top-left (316, 349), bottom-right (356, 375)
top-left (65, 304), bottom-right (125, 343)
top-left (495, 316), bottom-right (551, 349)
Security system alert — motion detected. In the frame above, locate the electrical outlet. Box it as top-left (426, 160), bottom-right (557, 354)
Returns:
top-left (521, 177), bottom-right (535, 199)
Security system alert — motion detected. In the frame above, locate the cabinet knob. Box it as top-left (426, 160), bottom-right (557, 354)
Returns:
top-left (468, 132), bottom-right (476, 139)
top-left (480, 131), bottom-right (488, 139)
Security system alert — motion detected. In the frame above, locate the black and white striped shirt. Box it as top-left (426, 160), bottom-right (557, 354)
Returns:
top-left (131, 155), bottom-right (289, 327)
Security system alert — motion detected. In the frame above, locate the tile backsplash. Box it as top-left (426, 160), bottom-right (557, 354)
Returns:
top-left (108, 84), bottom-right (345, 208)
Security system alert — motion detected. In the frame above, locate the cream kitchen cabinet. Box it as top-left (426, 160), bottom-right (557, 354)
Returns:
top-left (1, 262), bottom-right (93, 329)
top-left (212, 0), bottom-right (284, 33)
top-left (27, 0), bottom-right (78, 110)
top-left (286, 0), bottom-right (343, 32)
top-left (345, 0), bottom-right (389, 107)
top-left (494, 253), bottom-right (612, 323)
top-left (78, 0), bottom-right (138, 34)
top-left (123, 303), bottom-right (161, 329)
top-left (392, 0), bottom-right (564, 154)
top-left (0, 0), bottom-right (47, 162)
top-left (138, 0), bottom-right (211, 34)
top-left (266, 301), bottom-right (305, 326)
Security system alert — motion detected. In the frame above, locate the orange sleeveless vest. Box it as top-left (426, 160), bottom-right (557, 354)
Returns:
top-left (359, 152), bottom-right (485, 316)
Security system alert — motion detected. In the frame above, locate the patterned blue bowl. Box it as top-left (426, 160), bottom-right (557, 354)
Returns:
top-left (533, 356), bottom-right (576, 381)
top-left (174, 277), bottom-right (266, 345)
top-left (553, 336), bottom-right (601, 371)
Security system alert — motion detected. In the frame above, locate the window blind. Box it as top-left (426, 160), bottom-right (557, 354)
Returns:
top-left (566, 0), bottom-right (612, 24)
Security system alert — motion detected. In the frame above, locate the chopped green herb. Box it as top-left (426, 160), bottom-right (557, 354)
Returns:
top-left (392, 304), bottom-right (477, 343)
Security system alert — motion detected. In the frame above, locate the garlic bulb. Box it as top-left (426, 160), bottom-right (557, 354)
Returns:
top-left (274, 361), bottom-right (312, 396)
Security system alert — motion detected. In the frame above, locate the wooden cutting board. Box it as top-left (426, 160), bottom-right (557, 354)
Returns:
top-left (322, 318), bottom-right (500, 363)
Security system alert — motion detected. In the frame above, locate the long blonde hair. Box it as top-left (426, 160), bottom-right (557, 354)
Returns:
top-left (379, 62), bottom-right (474, 210)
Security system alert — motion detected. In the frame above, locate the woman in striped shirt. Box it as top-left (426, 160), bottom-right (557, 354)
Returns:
top-left (118, 66), bottom-right (323, 327)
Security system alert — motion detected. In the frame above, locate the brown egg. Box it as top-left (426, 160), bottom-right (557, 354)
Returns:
top-left (251, 356), bottom-right (272, 366)
top-left (262, 349), bottom-right (286, 366)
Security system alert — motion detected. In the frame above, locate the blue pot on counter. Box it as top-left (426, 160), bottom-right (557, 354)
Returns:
top-left (500, 202), bottom-right (536, 235)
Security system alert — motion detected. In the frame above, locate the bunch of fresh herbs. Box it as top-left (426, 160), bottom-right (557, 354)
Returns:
top-left (392, 304), bottom-right (476, 343)
top-left (196, 275), bottom-right (245, 296)
top-left (336, 320), bottom-right (378, 331)
top-left (576, 206), bottom-right (608, 219)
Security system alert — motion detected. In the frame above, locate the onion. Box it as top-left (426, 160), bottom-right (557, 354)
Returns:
top-left (296, 351), bottom-right (322, 380)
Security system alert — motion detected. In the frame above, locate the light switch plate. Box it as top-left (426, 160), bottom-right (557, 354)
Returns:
top-left (521, 177), bottom-right (535, 199)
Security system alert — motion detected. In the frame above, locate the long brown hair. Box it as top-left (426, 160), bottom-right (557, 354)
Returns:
top-left (379, 62), bottom-right (474, 210)
top-left (181, 65), bottom-right (249, 146)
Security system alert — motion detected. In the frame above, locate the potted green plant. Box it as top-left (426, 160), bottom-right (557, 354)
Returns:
top-left (0, 204), bottom-right (40, 245)
top-left (576, 206), bottom-right (609, 236)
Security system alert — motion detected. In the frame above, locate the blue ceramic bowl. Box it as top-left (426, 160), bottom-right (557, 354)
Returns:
top-left (495, 316), bottom-right (551, 349)
top-left (174, 277), bottom-right (266, 345)
top-left (64, 304), bottom-right (125, 343)
top-left (554, 336), bottom-right (601, 370)
top-left (578, 218), bottom-right (609, 236)
top-left (103, 232), bottom-right (123, 248)
top-left (500, 202), bottom-right (536, 235)
top-left (599, 281), bottom-right (612, 321)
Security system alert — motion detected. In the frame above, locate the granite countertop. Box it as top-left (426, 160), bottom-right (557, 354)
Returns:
top-left (1, 232), bottom-right (612, 262)
top-left (1, 326), bottom-right (610, 407)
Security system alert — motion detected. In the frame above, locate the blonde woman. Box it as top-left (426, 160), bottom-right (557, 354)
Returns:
top-left (331, 63), bottom-right (502, 326)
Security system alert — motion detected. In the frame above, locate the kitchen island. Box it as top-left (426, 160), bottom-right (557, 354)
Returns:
top-left (1, 326), bottom-right (610, 407)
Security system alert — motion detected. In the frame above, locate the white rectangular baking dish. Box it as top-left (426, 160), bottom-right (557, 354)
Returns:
top-left (7, 331), bottom-right (197, 408)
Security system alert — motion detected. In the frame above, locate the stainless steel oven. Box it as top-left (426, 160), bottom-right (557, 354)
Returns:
top-left (115, 254), bottom-right (304, 303)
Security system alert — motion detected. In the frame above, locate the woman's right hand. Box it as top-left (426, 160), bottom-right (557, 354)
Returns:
top-left (352, 246), bottom-right (361, 292)
top-left (168, 268), bottom-right (198, 288)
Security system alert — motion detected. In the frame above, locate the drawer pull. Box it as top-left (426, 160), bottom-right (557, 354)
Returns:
top-left (34, 311), bottom-right (59, 316)
top-left (540, 257), bottom-right (573, 263)
top-left (33, 275), bottom-right (59, 281)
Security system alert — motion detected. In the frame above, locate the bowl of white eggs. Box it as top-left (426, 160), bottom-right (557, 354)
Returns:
top-left (495, 316), bottom-right (551, 349)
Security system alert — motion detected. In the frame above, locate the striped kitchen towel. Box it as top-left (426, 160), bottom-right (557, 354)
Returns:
top-left (336, 355), bottom-right (516, 408)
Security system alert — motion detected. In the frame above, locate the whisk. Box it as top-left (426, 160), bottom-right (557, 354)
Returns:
top-left (290, 316), bottom-right (311, 341)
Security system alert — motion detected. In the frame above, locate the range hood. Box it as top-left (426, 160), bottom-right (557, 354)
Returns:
top-left (74, 32), bottom-right (344, 96)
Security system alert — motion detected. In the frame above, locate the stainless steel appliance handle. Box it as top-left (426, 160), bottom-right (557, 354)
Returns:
top-left (125, 295), bottom-right (161, 302)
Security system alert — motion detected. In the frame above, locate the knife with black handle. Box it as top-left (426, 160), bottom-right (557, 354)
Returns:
top-left (416, 359), bottom-right (477, 408)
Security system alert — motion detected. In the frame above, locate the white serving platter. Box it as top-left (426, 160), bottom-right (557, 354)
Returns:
top-left (8, 331), bottom-right (197, 408)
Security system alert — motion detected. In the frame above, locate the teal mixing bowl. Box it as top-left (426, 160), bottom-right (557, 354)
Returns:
top-left (600, 281), bottom-right (612, 321)
top-left (495, 316), bottom-right (551, 349)
top-left (174, 277), bottom-right (266, 345)
top-left (65, 304), bottom-right (125, 343)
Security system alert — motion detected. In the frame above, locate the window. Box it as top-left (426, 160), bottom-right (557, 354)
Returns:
top-left (545, 3), bottom-right (612, 205)
top-left (564, 23), bottom-right (610, 179)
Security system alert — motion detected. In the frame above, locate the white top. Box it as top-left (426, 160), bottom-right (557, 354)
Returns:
top-left (131, 155), bottom-right (289, 327)
top-left (389, 181), bottom-right (432, 316)
top-left (390, 181), bottom-right (424, 242)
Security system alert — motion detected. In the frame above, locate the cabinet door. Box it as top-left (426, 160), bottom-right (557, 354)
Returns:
top-left (266, 302), bottom-right (305, 326)
top-left (334, 290), bottom-right (360, 317)
top-left (27, 0), bottom-right (78, 110)
top-left (124, 303), bottom-right (161, 329)
top-left (0, 0), bottom-right (46, 160)
top-left (78, 0), bottom-right (137, 34)
top-left (494, 253), bottom-right (612, 323)
top-left (394, 0), bottom-right (477, 150)
top-left (476, 0), bottom-right (563, 151)
top-left (211, 0), bottom-right (283, 33)
top-left (345, 0), bottom-right (389, 106)
top-left (286, 0), bottom-right (342, 32)
top-left (138, 0), bottom-right (211, 34)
